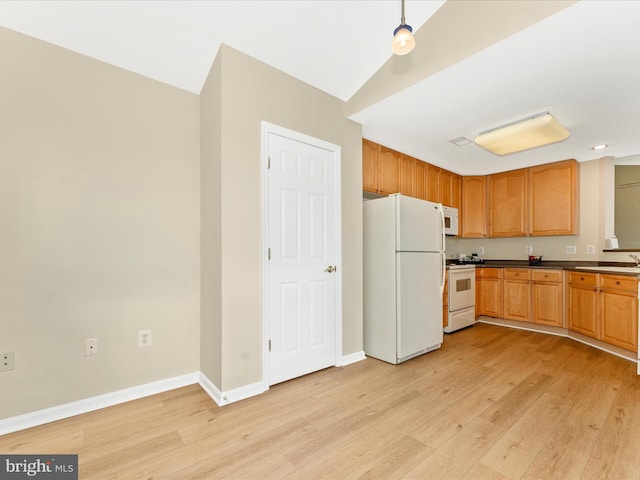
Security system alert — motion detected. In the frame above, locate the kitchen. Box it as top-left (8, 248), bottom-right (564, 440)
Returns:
top-left (3, 1), bottom-right (640, 477)
top-left (363, 142), bottom-right (640, 369)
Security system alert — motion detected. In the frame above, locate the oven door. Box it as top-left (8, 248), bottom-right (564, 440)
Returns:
top-left (448, 268), bottom-right (476, 311)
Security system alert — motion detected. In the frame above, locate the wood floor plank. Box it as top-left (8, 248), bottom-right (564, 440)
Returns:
top-left (2, 324), bottom-right (640, 480)
top-left (478, 392), bottom-right (574, 479)
top-left (580, 371), bottom-right (640, 480)
top-left (520, 356), bottom-right (629, 480)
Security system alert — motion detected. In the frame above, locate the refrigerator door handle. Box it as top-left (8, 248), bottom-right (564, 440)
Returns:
top-left (440, 252), bottom-right (446, 298)
top-left (440, 205), bottom-right (445, 252)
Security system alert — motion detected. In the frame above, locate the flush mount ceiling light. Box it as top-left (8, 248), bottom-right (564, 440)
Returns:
top-left (474, 112), bottom-right (570, 156)
top-left (592, 144), bottom-right (608, 150)
top-left (392, 0), bottom-right (415, 55)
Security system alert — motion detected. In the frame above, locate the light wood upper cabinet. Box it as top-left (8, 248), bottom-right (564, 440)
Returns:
top-left (488, 168), bottom-right (528, 237)
top-left (438, 169), bottom-right (461, 208)
top-left (529, 159), bottom-right (579, 236)
top-left (400, 155), bottom-right (416, 197)
top-left (440, 169), bottom-right (453, 207)
top-left (362, 139), bottom-right (379, 194)
top-left (427, 164), bottom-right (440, 203)
top-left (414, 159), bottom-right (428, 200)
top-left (379, 146), bottom-right (402, 195)
top-left (450, 173), bottom-right (462, 210)
top-left (461, 176), bottom-right (487, 238)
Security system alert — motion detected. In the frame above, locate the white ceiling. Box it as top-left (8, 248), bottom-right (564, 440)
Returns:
top-left (1, 0), bottom-right (639, 175)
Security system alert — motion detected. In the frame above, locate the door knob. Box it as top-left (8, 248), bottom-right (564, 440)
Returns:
top-left (325, 265), bottom-right (336, 273)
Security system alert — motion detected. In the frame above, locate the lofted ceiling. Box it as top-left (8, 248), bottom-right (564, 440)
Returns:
top-left (1, 0), bottom-right (639, 175)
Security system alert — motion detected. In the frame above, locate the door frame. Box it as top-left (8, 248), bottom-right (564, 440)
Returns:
top-left (261, 121), bottom-right (343, 391)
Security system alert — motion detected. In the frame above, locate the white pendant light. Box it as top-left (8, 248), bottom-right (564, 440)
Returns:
top-left (392, 0), bottom-right (415, 55)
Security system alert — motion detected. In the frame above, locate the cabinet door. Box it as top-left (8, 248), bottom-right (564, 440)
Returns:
top-left (427, 164), bottom-right (441, 203)
top-left (529, 159), bottom-right (578, 236)
top-left (362, 139), bottom-right (379, 193)
top-left (503, 279), bottom-right (531, 321)
top-left (451, 174), bottom-right (462, 210)
top-left (461, 176), bottom-right (487, 237)
top-left (567, 284), bottom-right (599, 338)
top-left (532, 282), bottom-right (563, 326)
top-left (600, 288), bottom-right (638, 351)
top-left (440, 169), bottom-right (453, 207)
top-left (414, 160), bottom-right (428, 200)
top-left (400, 155), bottom-right (416, 197)
top-left (489, 168), bottom-right (528, 237)
top-left (477, 278), bottom-right (502, 318)
top-left (379, 146), bottom-right (401, 195)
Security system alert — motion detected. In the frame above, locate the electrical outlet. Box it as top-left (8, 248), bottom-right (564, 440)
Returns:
top-left (138, 330), bottom-right (152, 348)
top-left (85, 338), bottom-right (98, 356)
top-left (526, 246), bottom-right (533, 254)
top-left (0, 352), bottom-right (15, 372)
top-left (566, 245), bottom-right (577, 255)
top-left (587, 245), bottom-right (596, 254)
top-left (478, 247), bottom-right (485, 254)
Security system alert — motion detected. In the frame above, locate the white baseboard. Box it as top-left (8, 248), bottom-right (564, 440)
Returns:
top-left (340, 350), bottom-right (366, 366)
top-left (198, 373), bottom-right (265, 406)
top-left (1, 358), bottom-right (370, 436)
top-left (0, 372), bottom-right (199, 436)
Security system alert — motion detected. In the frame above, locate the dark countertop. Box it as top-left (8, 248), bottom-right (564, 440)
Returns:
top-left (446, 259), bottom-right (640, 275)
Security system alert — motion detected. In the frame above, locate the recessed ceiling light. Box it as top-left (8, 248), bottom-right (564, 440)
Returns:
top-left (592, 144), bottom-right (608, 150)
top-left (449, 136), bottom-right (472, 147)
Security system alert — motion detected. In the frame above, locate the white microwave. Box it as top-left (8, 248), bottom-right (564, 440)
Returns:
top-left (442, 206), bottom-right (459, 236)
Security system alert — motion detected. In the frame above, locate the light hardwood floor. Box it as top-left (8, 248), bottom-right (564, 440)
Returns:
top-left (2, 323), bottom-right (640, 479)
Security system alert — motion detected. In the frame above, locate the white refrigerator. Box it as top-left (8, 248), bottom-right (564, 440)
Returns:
top-left (364, 194), bottom-right (445, 364)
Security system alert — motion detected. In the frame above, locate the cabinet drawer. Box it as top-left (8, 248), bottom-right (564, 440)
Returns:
top-left (504, 268), bottom-right (531, 280)
top-left (600, 274), bottom-right (638, 293)
top-left (568, 271), bottom-right (597, 287)
top-left (531, 270), bottom-right (562, 283)
top-left (476, 267), bottom-right (502, 279)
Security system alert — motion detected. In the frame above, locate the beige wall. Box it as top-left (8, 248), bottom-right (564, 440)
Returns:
top-left (452, 158), bottom-right (635, 263)
top-left (201, 45), bottom-right (363, 392)
top-left (200, 51), bottom-right (223, 387)
top-left (0, 27), bottom-right (201, 418)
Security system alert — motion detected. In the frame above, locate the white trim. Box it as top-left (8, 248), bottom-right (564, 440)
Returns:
top-left (478, 318), bottom-right (638, 363)
top-left (339, 351), bottom-right (367, 366)
top-left (199, 373), bottom-right (265, 406)
top-left (0, 372), bottom-right (199, 436)
top-left (260, 121), bottom-right (343, 390)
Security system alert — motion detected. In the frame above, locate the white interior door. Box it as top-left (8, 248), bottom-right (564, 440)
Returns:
top-left (266, 129), bottom-right (339, 386)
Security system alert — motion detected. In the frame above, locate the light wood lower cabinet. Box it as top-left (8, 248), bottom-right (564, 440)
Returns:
top-left (503, 269), bottom-right (531, 322)
top-left (476, 267), bottom-right (502, 318)
top-left (532, 270), bottom-right (564, 327)
top-left (567, 272), bottom-right (638, 351)
top-left (600, 275), bottom-right (638, 351)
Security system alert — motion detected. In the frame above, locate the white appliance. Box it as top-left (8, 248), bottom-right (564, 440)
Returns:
top-left (364, 194), bottom-right (445, 364)
top-left (443, 206), bottom-right (458, 236)
top-left (444, 265), bottom-right (476, 333)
